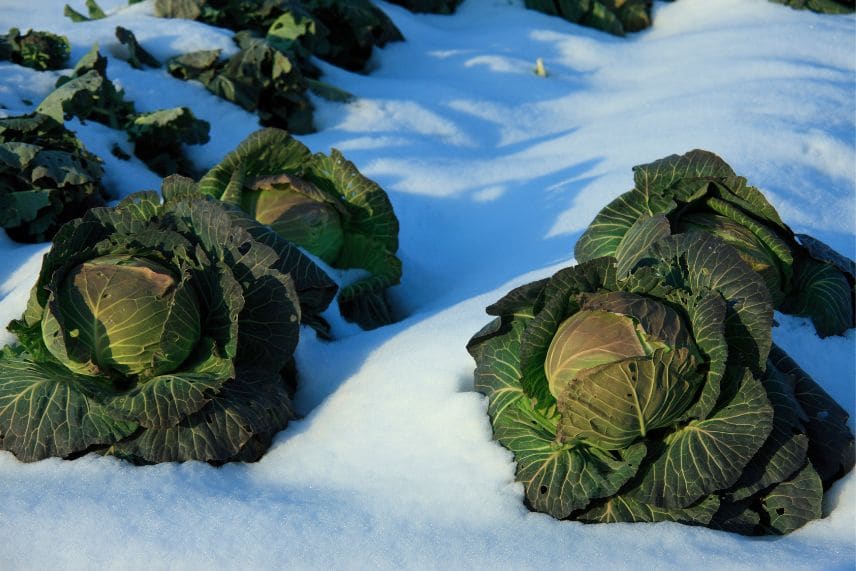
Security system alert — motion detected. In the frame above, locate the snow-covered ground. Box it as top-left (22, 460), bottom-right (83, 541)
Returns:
top-left (0, 0), bottom-right (854, 568)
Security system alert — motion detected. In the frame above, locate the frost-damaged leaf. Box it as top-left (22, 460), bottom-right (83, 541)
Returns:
top-left (0, 356), bottom-right (137, 461)
top-left (761, 461), bottom-right (823, 535)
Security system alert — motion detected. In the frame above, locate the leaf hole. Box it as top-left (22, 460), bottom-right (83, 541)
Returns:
top-left (539, 485), bottom-right (547, 494)
top-left (776, 508), bottom-right (785, 516)
top-left (237, 242), bottom-right (251, 255)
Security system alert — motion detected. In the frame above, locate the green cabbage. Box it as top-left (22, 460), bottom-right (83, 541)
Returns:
top-left (200, 128), bottom-right (402, 330)
top-left (0, 177), bottom-right (337, 464)
top-left (468, 231), bottom-right (854, 535)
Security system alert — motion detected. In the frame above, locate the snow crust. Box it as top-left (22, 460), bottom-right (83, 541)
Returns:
top-left (0, 0), bottom-right (854, 568)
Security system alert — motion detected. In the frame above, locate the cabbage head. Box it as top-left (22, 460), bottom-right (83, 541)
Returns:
top-left (199, 128), bottom-right (401, 330)
top-left (575, 149), bottom-right (855, 337)
top-left (0, 176), bottom-right (336, 464)
top-left (467, 232), bottom-right (854, 535)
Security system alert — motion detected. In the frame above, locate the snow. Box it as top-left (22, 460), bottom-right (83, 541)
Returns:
top-left (1, 0), bottom-right (854, 568)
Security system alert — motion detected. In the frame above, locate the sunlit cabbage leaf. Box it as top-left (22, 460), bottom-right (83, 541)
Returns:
top-left (155, 0), bottom-right (402, 72)
top-left (575, 149), bottom-right (855, 337)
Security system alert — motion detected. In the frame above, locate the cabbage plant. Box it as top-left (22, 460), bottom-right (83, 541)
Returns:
top-left (0, 176), bottom-right (336, 463)
top-left (770, 0), bottom-right (854, 13)
top-left (199, 128), bottom-right (402, 330)
top-left (524, 0), bottom-right (655, 36)
top-left (0, 28), bottom-right (70, 70)
top-left (0, 113), bottom-right (108, 243)
top-left (155, 0), bottom-right (402, 72)
top-left (385, 0), bottom-right (463, 14)
top-left (468, 232), bottom-right (854, 534)
top-left (38, 45), bottom-right (211, 178)
top-left (575, 150), bottom-right (855, 337)
top-left (166, 35), bottom-right (314, 135)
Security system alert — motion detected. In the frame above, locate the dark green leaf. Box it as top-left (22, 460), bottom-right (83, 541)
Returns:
top-left (496, 398), bottom-right (646, 518)
top-left (628, 369), bottom-right (773, 509)
top-left (768, 345), bottom-right (855, 485)
top-left (115, 26), bottom-right (161, 70)
top-left (110, 367), bottom-right (294, 463)
top-left (614, 214), bottom-right (672, 277)
top-left (782, 256), bottom-right (854, 338)
top-left (761, 461), bottom-right (823, 535)
top-left (0, 356), bottom-right (137, 461)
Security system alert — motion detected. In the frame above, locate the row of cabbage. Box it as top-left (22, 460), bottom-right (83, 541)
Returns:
top-left (0, 0), bottom-right (853, 540)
